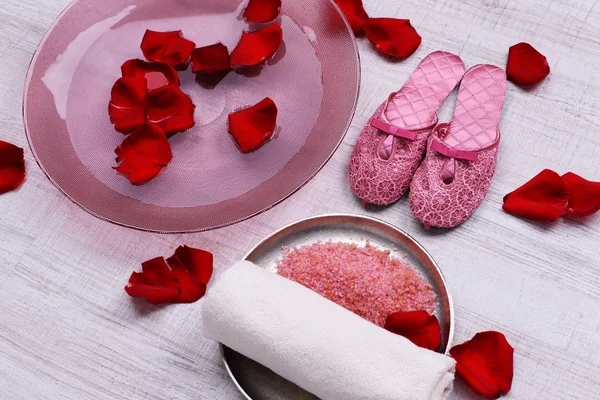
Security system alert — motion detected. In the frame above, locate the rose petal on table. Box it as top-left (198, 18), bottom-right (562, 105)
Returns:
top-left (562, 172), bottom-right (600, 217)
top-left (172, 245), bottom-right (214, 285)
top-left (365, 18), bottom-right (421, 58)
top-left (166, 255), bottom-right (206, 303)
top-left (108, 77), bottom-right (148, 134)
top-left (141, 29), bottom-right (196, 67)
top-left (230, 22), bottom-right (283, 68)
top-left (146, 85), bottom-right (196, 137)
top-left (243, 0), bottom-right (282, 23)
top-left (191, 43), bottom-right (231, 75)
top-left (228, 97), bottom-right (278, 153)
top-left (114, 123), bottom-right (172, 185)
top-left (0, 141), bottom-right (25, 194)
top-left (384, 310), bottom-right (441, 351)
top-left (125, 246), bottom-right (214, 304)
top-left (333, 0), bottom-right (369, 36)
top-left (450, 331), bottom-right (514, 400)
top-left (125, 257), bottom-right (180, 304)
top-left (506, 42), bottom-right (550, 85)
top-left (503, 169), bottom-right (570, 222)
top-left (121, 59), bottom-right (180, 90)
top-left (166, 245), bottom-right (213, 302)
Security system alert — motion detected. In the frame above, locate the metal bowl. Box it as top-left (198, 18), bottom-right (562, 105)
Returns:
top-left (220, 214), bottom-right (454, 400)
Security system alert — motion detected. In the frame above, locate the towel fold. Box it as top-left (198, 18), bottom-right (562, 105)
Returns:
top-left (202, 261), bottom-right (455, 400)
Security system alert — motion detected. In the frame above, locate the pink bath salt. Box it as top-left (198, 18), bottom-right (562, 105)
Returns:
top-left (276, 241), bottom-right (436, 327)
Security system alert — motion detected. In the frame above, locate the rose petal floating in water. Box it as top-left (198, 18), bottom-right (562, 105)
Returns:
top-left (121, 59), bottom-right (180, 90)
top-left (191, 43), bottom-right (231, 75)
top-left (230, 22), bottom-right (283, 68)
top-left (108, 77), bottom-right (148, 134)
top-left (108, 77), bottom-right (195, 137)
top-left (141, 29), bottom-right (196, 68)
top-left (146, 85), bottom-right (196, 137)
top-left (243, 0), bottom-right (282, 23)
top-left (114, 123), bottom-right (172, 185)
top-left (228, 97), bottom-right (278, 153)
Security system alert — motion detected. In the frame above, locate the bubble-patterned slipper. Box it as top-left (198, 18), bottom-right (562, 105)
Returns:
top-left (349, 51), bottom-right (465, 206)
top-left (409, 64), bottom-right (507, 229)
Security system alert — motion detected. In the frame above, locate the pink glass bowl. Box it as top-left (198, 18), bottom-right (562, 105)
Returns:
top-left (23, 0), bottom-right (360, 232)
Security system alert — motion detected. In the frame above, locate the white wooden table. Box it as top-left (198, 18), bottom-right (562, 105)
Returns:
top-left (1, 0), bottom-right (599, 398)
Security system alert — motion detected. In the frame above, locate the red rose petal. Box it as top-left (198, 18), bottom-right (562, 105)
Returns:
top-left (146, 86), bottom-right (196, 137)
top-left (503, 169), bottom-right (569, 221)
top-left (114, 123), bottom-right (172, 185)
top-left (165, 255), bottom-right (206, 303)
top-left (384, 310), bottom-right (441, 351)
top-left (125, 257), bottom-right (179, 304)
top-left (108, 77), bottom-right (195, 137)
top-left (0, 141), bottom-right (25, 194)
top-left (141, 30), bottom-right (196, 67)
top-left (450, 331), bottom-right (514, 399)
top-left (125, 246), bottom-right (214, 305)
top-left (172, 245), bottom-right (213, 285)
top-left (108, 77), bottom-right (148, 134)
top-left (230, 22), bottom-right (283, 68)
top-left (167, 246), bottom-right (213, 303)
top-left (243, 0), bottom-right (281, 23)
top-left (333, 0), bottom-right (369, 36)
top-left (506, 42), bottom-right (550, 85)
top-left (365, 18), bottom-right (422, 58)
top-left (191, 43), bottom-right (231, 75)
top-left (228, 97), bottom-right (278, 153)
top-left (121, 59), bottom-right (180, 90)
top-left (562, 172), bottom-right (600, 217)
top-left (195, 70), bottom-right (230, 89)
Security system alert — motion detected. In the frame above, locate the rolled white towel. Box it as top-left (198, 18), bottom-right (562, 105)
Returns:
top-left (202, 261), bottom-right (455, 400)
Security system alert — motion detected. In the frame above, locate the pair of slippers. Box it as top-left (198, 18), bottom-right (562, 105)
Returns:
top-left (349, 51), bottom-right (507, 229)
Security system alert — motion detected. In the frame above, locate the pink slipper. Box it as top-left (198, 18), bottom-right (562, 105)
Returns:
top-left (409, 64), bottom-right (507, 229)
top-left (349, 51), bottom-right (465, 206)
